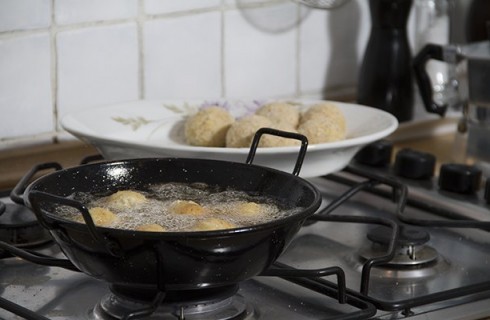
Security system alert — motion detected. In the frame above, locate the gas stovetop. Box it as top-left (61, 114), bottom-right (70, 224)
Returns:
top-left (280, 173), bottom-right (490, 319)
top-left (0, 191), bottom-right (374, 320)
top-left (1, 144), bottom-right (490, 320)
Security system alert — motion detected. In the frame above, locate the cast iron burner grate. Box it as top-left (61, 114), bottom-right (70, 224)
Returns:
top-left (5, 157), bottom-right (490, 319)
top-left (0, 193), bottom-right (52, 255)
top-left (0, 157), bottom-right (106, 255)
top-left (313, 165), bottom-right (490, 314)
top-left (0, 156), bottom-right (377, 320)
top-left (93, 285), bottom-right (253, 320)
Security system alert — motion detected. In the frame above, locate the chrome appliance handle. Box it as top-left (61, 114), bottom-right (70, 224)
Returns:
top-left (413, 43), bottom-right (448, 116)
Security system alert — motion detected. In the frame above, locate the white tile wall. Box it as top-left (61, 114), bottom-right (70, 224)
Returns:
top-left (299, 0), bottom-right (369, 96)
top-left (299, 10), bottom-right (330, 95)
top-left (232, 0), bottom-right (310, 33)
top-left (0, 0), bottom-right (390, 150)
top-left (145, 0), bottom-right (221, 14)
top-left (0, 34), bottom-right (52, 138)
top-left (225, 0), bottom-right (271, 7)
top-left (144, 12), bottom-right (222, 100)
top-left (55, 0), bottom-right (138, 25)
top-left (224, 4), bottom-right (297, 99)
top-left (57, 23), bottom-right (139, 119)
top-left (0, 0), bottom-right (51, 32)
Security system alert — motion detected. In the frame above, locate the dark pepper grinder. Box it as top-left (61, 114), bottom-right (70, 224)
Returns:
top-left (357, 0), bottom-right (414, 122)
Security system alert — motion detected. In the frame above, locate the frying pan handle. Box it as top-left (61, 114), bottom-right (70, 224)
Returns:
top-left (10, 158), bottom-right (103, 205)
top-left (28, 190), bottom-right (123, 258)
top-left (10, 162), bottom-right (63, 205)
top-left (246, 128), bottom-right (308, 176)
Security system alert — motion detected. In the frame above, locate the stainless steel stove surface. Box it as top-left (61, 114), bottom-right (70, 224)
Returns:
top-left (1, 150), bottom-right (490, 320)
top-left (0, 253), bottom-right (368, 319)
top-left (0, 228), bottom-right (371, 319)
top-left (0, 184), bottom-right (373, 320)
top-left (279, 173), bottom-right (490, 319)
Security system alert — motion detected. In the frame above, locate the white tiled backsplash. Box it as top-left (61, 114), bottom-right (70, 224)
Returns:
top-left (0, 0), bottom-right (407, 150)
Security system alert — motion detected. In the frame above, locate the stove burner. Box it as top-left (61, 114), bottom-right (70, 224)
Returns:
top-left (357, 226), bottom-right (444, 279)
top-left (365, 226), bottom-right (439, 266)
top-left (0, 200), bottom-right (51, 254)
top-left (92, 285), bottom-right (255, 320)
top-left (367, 225), bottom-right (430, 248)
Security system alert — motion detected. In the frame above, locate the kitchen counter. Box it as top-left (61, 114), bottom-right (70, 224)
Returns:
top-left (0, 141), bottom-right (98, 191)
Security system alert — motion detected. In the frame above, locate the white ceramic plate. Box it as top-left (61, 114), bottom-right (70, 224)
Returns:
top-left (61, 99), bottom-right (398, 177)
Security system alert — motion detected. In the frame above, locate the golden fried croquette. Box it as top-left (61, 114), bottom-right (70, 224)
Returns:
top-left (210, 201), bottom-right (264, 217)
top-left (258, 122), bottom-right (301, 148)
top-left (226, 115), bottom-right (273, 148)
top-left (255, 102), bottom-right (300, 128)
top-left (184, 106), bottom-right (235, 147)
top-left (297, 118), bottom-right (345, 144)
top-left (191, 218), bottom-right (237, 231)
top-left (300, 102), bottom-right (346, 132)
top-left (169, 200), bottom-right (205, 215)
top-left (81, 207), bottom-right (118, 227)
top-left (106, 190), bottom-right (147, 210)
top-left (135, 223), bottom-right (166, 232)
top-left (236, 202), bottom-right (263, 217)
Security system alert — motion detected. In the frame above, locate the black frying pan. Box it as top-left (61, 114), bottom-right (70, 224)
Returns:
top-left (16, 129), bottom-right (322, 291)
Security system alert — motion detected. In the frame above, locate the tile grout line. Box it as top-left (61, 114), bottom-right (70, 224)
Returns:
top-left (138, 0), bottom-right (145, 100)
top-left (51, 0), bottom-right (59, 143)
top-left (295, 3), bottom-right (301, 98)
top-left (0, 4), bottom-right (228, 148)
top-left (221, 0), bottom-right (226, 98)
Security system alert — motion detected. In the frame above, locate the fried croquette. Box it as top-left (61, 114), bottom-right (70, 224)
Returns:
top-left (191, 218), bottom-right (237, 231)
top-left (135, 223), bottom-right (166, 232)
top-left (297, 117), bottom-right (345, 144)
top-left (184, 106), bottom-right (235, 147)
top-left (225, 115), bottom-right (273, 148)
top-left (106, 190), bottom-right (147, 210)
top-left (82, 207), bottom-right (118, 227)
top-left (169, 200), bottom-right (205, 216)
top-left (258, 122), bottom-right (301, 148)
top-left (255, 102), bottom-right (300, 128)
top-left (300, 102), bottom-right (346, 132)
top-left (236, 202), bottom-right (263, 217)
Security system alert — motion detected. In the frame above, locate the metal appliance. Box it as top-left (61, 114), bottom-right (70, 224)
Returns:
top-left (414, 40), bottom-right (490, 175)
top-left (0, 143), bottom-right (490, 319)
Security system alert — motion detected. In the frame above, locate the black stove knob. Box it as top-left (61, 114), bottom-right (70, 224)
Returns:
top-left (438, 163), bottom-right (482, 194)
top-left (485, 180), bottom-right (490, 204)
top-left (355, 140), bottom-right (393, 166)
top-left (393, 148), bottom-right (436, 180)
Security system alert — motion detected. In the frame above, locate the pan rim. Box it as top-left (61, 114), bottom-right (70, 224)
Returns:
top-left (26, 157), bottom-right (322, 238)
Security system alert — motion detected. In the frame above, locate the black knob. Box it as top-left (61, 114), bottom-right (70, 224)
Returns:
top-left (355, 140), bottom-right (393, 167)
top-left (438, 163), bottom-right (482, 194)
top-left (485, 180), bottom-right (490, 204)
top-left (393, 148), bottom-right (436, 180)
